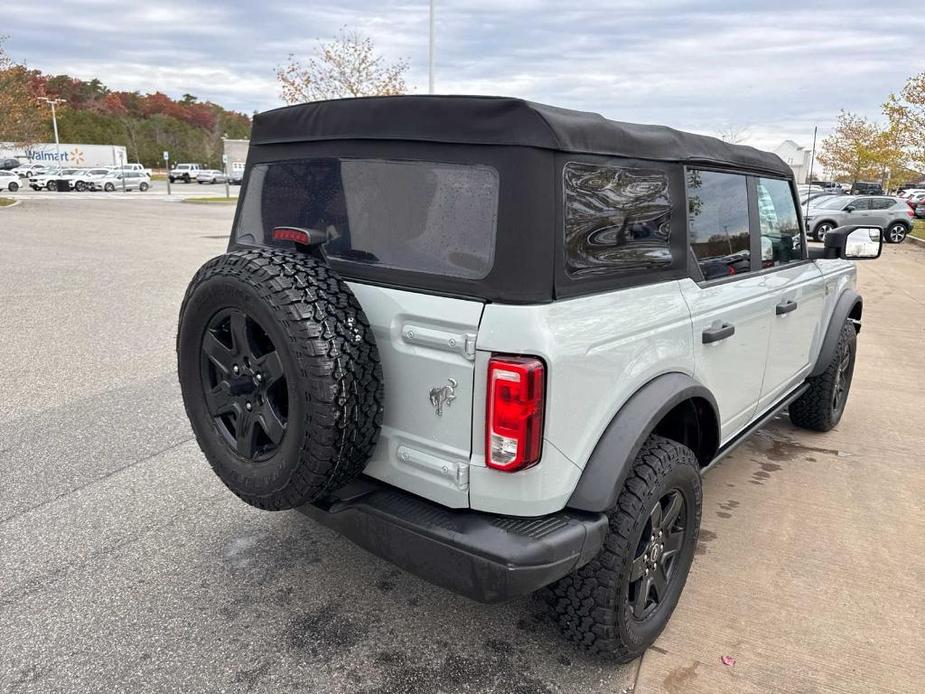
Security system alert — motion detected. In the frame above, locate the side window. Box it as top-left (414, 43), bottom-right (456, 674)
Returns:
top-left (563, 162), bottom-right (673, 278)
top-left (847, 198), bottom-right (870, 211)
top-left (687, 170), bottom-right (751, 280)
top-left (756, 177), bottom-right (804, 268)
top-left (870, 197), bottom-right (893, 210)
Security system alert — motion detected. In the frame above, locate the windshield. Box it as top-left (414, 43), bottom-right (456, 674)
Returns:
top-left (235, 158), bottom-right (499, 280)
top-left (813, 196), bottom-right (852, 209)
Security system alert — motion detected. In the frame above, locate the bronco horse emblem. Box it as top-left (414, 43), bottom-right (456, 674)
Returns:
top-left (429, 378), bottom-right (458, 416)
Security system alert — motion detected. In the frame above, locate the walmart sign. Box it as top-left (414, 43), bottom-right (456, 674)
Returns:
top-left (0, 142), bottom-right (128, 168)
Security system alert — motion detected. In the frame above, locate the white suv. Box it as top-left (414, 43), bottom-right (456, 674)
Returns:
top-left (176, 96), bottom-right (881, 660)
top-left (168, 163), bottom-right (202, 183)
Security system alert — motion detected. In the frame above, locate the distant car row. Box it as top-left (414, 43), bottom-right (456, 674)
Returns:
top-left (168, 163), bottom-right (243, 184)
top-left (0, 166), bottom-right (152, 192)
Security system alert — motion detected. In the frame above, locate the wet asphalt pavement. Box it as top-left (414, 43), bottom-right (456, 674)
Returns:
top-left (0, 198), bottom-right (637, 694)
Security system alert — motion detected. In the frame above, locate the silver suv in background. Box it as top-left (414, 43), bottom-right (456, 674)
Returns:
top-left (804, 195), bottom-right (914, 243)
top-left (99, 170), bottom-right (151, 192)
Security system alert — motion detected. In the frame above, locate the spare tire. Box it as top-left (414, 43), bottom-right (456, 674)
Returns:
top-left (177, 248), bottom-right (384, 510)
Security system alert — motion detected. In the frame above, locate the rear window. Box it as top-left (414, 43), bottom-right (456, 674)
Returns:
top-left (235, 158), bottom-right (499, 280)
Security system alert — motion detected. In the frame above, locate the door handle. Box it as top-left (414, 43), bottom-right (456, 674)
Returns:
top-left (702, 323), bottom-right (735, 344)
top-left (776, 300), bottom-right (798, 315)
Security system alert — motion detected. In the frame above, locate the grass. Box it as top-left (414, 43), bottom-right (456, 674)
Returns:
top-left (182, 196), bottom-right (238, 204)
top-left (0, 197), bottom-right (16, 207)
top-left (912, 219), bottom-right (925, 240)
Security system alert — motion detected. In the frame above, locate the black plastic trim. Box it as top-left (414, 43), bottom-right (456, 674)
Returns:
top-left (298, 477), bottom-right (608, 603)
top-left (566, 373), bottom-right (720, 513)
top-left (811, 289), bottom-right (862, 376)
top-left (701, 382), bottom-right (810, 474)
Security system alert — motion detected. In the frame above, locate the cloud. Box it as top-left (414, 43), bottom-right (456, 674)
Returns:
top-left (5, 0), bottom-right (924, 147)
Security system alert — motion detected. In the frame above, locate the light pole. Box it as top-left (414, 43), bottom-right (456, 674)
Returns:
top-left (428, 0), bottom-right (435, 94)
top-left (39, 97), bottom-right (65, 162)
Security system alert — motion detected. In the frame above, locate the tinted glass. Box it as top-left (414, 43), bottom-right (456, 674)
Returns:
top-left (687, 170), bottom-right (751, 280)
top-left (757, 177), bottom-right (803, 267)
top-left (869, 197), bottom-right (894, 210)
top-left (563, 162), bottom-right (672, 278)
top-left (236, 159), bottom-right (498, 279)
top-left (848, 198), bottom-right (871, 210)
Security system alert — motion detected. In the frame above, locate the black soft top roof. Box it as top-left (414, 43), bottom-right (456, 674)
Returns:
top-left (250, 95), bottom-right (790, 177)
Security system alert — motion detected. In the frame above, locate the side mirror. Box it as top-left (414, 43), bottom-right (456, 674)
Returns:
top-left (821, 225), bottom-right (882, 260)
top-left (844, 206), bottom-right (855, 213)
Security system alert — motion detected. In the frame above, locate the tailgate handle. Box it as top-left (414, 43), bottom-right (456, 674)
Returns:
top-left (702, 323), bottom-right (735, 344)
top-left (776, 299), bottom-right (798, 315)
top-left (402, 324), bottom-right (477, 361)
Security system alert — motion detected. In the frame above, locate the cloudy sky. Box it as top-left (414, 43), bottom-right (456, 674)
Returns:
top-left (5, 0), bottom-right (923, 148)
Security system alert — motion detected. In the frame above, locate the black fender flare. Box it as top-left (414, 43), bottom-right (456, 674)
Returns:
top-left (566, 372), bottom-right (719, 513)
top-left (811, 289), bottom-right (862, 377)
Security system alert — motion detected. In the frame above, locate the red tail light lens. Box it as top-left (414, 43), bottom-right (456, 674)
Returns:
top-left (273, 226), bottom-right (312, 244)
top-left (486, 355), bottom-right (545, 472)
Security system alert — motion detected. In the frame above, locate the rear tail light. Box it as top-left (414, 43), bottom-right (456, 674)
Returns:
top-left (907, 209), bottom-right (915, 218)
top-left (486, 355), bottom-right (545, 472)
top-left (273, 226), bottom-right (312, 244)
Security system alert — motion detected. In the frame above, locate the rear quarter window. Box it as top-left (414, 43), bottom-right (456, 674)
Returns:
top-left (563, 162), bottom-right (673, 278)
top-left (235, 158), bottom-right (499, 280)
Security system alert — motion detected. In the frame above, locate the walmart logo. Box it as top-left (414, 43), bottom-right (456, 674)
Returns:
top-left (25, 147), bottom-right (85, 163)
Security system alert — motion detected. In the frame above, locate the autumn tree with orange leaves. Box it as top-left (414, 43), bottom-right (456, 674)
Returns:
top-left (276, 28), bottom-right (409, 104)
top-left (0, 35), bottom-right (44, 145)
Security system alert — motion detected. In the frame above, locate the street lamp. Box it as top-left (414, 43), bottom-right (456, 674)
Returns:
top-left (428, 0), bottom-right (435, 94)
top-left (38, 97), bottom-right (65, 161)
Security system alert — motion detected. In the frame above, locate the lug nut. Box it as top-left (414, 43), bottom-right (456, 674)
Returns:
top-left (245, 402), bottom-right (253, 411)
top-left (233, 365), bottom-right (240, 375)
top-left (255, 373), bottom-right (263, 383)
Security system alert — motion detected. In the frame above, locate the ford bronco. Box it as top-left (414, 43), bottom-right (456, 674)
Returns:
top-left (177, 96), bottom-right (881, 660)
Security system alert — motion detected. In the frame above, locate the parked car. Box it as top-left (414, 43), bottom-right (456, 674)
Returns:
top-left (12, 163), bottom-right (47, 178)
top-left (169, 163), bottom-right (202, 183)
top-left (0, 170), bottom-right (21, 192)
top-left (77, 168), bottom-right (115, 191)
top-left (229, 161), bottom-right (245, 184)
top-left (196, 169), bottom-right (228, 184)
top-left (850, 181), bottom-right (883, 195)
top-left (902, 191), bottom-right (925, 208)
top-left (99, 171), bottom-right (151, 192)
top-left (0, 158), bottom-right (21, 171)
top-left (805, 195), bottom-right (914, 242)
top-left (914, 199), bottom-right (925, 219)
top-left (29, 168), bottom-right (79, 191)
top-left (175, 95), bottom-right (881, 661)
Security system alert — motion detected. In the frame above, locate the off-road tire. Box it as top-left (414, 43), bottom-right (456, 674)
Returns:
top-left (177, 248), bottom-right (384, 510)
top-left (183, 173), bottom-right (191, 183)
top-left (789, 321), bottom-right (856, 432)
top-left (543, 435), bottom-right (702, 661)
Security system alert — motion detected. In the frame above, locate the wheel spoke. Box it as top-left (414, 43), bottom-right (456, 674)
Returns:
top-left (202, 332), bottom-right (234, 373)
top-left (633, 576), bottom-right (652, 618)
top-left (235, 411), bottom-right (257, 458)
top-left (629, 553), bottom-right (647, 582)
top-left (662, 491), bottom-right (683, 529)
top-left (651, 564), bottom-right (669, 600)
top-left (663, 529), bottom-right (684, 557)
top-left (229, 311), bottom-right (253, 357)
top-left (649, 499), bottom-right (663, 531)
top-left (257, 403), bottom-right (286, 445)
top-left (256, 351), bottom-right (285, 386)
top-left (205, 385), bottom-right (235, 416)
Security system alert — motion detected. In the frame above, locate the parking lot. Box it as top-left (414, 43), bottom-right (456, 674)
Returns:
top-left (1, 197), bottom-right (923, 693)
top-left (2, 178), bottom-right (238, 201)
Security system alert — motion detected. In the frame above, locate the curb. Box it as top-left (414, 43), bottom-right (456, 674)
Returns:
top-left (907, 234), bottom-right (925, 246)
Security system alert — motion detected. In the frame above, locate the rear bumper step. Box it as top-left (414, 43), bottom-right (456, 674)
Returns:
top-left (298, 478), bottom-right (608, 603)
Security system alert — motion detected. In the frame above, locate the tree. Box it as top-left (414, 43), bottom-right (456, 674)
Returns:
top-left (0, 35), bottom-right (45, 144)
top-left (715, 124), bottom-right (750, 145)
top-left (883, 72), bottom-right (925, 174)
top-left (817, 111), bottom-right (901, 184)
top-left (276, 28), bottom-right (409, 104)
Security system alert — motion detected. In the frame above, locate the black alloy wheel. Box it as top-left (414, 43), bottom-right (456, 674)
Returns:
top-left (627, 490), bottom-right (688, 620)
top-left (831, 337), bottom-right (852, 418)
top-left (200, 308), bottom-right (288, 462)
top-left (46, 181), bottom-right (57, 192)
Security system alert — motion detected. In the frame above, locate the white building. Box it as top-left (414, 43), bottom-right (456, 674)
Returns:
top-left (773, 140), bottom-right (817, 184)
top-left (0, 142), bottom-right (128, 168)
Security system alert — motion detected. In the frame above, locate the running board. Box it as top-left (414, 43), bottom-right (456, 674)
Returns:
top-left (702, 383), bottom-right (810, 474)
